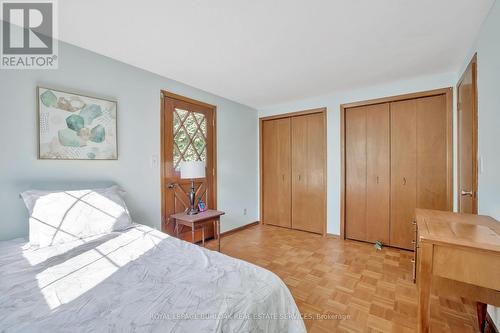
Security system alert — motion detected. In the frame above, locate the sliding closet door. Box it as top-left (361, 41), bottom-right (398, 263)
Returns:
top-left (366, 104), bottom-right (390, 244)
top-left (262, 118), bottom-right (291, 228)
top-left (291, 113), bottom-right (325, 234)
top-left (345, 107), bottom-right (368, 241)
top-left (416, 95), bottom-right (450, 211)
top-left (390, 99), bottom-right (417, 249)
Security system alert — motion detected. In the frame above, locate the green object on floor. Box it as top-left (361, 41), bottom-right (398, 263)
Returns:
top-left (374, 240), bottom-right (383, 251)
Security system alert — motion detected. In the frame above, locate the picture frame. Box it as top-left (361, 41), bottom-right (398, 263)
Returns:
top-left (198, 200), bottom-right (207, 212)
top-left (37, 86), bottom-right (118, 160)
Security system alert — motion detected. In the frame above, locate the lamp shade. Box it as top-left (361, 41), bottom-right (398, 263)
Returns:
top-left (180, 161), bottom-right (206, 179)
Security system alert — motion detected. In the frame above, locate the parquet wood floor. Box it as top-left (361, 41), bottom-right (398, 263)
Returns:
top-left (206, 224), bottom-right (479, 333)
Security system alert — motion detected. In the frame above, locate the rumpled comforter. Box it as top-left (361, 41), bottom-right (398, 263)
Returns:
top-left (0, 224), bottom-right (305, 333)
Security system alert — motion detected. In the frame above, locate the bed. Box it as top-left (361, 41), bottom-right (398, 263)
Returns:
top-left (0, 187), bottom-right (305, 332)
top-left (0, 224), bottom-right (305, 332)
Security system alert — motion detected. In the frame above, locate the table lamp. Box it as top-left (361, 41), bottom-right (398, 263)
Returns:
top-left (180, 160), bottom-right (206, 215)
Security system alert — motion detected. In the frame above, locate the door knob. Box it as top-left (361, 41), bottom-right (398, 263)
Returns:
top-left (167, 183), bottom-right (178, 189)
top-left (461, 190), bottom-right (473, 197)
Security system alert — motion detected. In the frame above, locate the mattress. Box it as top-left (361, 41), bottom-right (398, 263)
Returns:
top-left (0, 224), bottom-right (305, 333)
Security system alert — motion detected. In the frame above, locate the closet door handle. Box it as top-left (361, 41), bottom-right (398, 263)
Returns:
top-left (282, 174), bottom-right (285, 182)
top-left (298, 174), bottom-right (301, 181)
top-left (376, 176), bottom-right (379, 184)
top-left (403, 177), bottom-right (407, 185)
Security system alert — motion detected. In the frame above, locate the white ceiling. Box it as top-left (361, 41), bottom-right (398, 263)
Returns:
top-left (59, 0), bottom-right (494, 108)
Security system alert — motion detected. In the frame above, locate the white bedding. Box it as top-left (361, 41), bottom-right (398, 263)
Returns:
top-left (0, 224), bottom-right (305, 333)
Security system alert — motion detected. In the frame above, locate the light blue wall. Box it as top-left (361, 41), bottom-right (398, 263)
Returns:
top-left (0, 40), bottom-right (259, 241)
top-left (259, 72), bottom-right (456, 235)
top-left (461, 0), bottom-right (500, 326)
top-left (476, 1), bottom-right (500, 221)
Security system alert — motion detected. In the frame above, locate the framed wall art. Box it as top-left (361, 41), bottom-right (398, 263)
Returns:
top-left (37, 87), bottom-right (118, 160)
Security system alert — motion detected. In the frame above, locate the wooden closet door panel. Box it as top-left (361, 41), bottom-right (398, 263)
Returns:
top-left (366, 103), bottom-right (390, 244)
top-left (391, 100), bottom-right (417, 250)
top-left (345, 107), bottom-right (367, 241)
top-left (416, 95), bottom-right (449, 211)
top-left (290, 115), bottom-right (307, 231)
top-left (291, 113), bottom-right (325, 234)
top-left (262, 118), bottom-right (291, 228)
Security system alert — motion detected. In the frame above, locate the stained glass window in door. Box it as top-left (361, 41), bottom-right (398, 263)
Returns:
top-left (173, 108), bottom-right (207, 170)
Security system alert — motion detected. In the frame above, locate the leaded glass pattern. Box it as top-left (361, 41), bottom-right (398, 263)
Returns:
top-left (173, 108), bottom-right (207, 170)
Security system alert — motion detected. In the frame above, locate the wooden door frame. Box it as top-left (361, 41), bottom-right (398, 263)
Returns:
top-left (340, 87), bottom-right (453, 240)
top-left (160, 90), bottom-right (218, 230)
top-left (457, 54), bottom-right (478, 214)
top-left (259, 107), bottom-right (328, 236)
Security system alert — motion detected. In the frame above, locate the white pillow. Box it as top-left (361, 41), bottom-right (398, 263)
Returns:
top-left (21, 185), bottom-right (132, 248)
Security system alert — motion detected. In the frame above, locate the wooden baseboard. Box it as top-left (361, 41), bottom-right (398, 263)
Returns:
top-left (220, 221), bottom-right (259, 238)
top-left (486, 312), bottom-right (499, 333)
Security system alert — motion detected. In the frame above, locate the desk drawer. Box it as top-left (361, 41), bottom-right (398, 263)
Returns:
top-left (433, 246), bottom-right (500, 290)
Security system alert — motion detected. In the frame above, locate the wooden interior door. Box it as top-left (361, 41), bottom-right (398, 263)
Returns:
top-left (262, 118), bottom-right (291, 228)
top-left (345, 106), bottom-right (367, 241)
top-left (457, 55), bottom-right (484, 333)
top-left (458, 56), bottom-right (478, 214)
top-left (366, 103), bottom-right (390, 244)
top-left (161, 93), bottom-right (216, 242)
top-left (390, 99), bottom-right (417, 250)
top-left (291, 113), bottom-right (326, 234)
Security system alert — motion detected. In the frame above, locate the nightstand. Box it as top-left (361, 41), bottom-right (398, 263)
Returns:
top-left (170, 210), bottom-right (225, 252)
